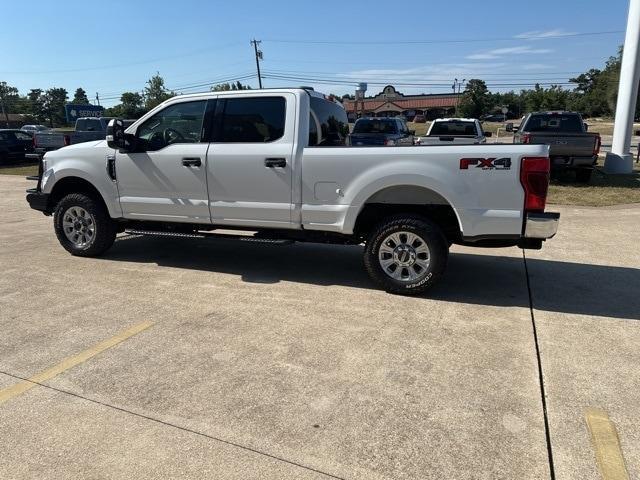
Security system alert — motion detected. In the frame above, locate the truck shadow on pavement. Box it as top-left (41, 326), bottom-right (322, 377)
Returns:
top-left (106, 235), bottom-right (640, 321)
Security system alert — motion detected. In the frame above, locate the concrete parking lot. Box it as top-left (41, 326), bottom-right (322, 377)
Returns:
top-left (0, 174), bottom-right (638, 480)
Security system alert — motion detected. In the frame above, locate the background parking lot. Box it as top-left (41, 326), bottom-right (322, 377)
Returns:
top-left (0, 175), bottom-right (638, 479)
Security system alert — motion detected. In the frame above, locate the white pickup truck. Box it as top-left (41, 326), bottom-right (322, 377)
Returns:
top-left (26, 88), bottom-right (558, 295)
top-left (416, 118), bottom-right (491, 145)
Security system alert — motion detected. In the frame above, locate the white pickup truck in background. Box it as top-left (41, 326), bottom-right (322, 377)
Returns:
top-left (26, 88), bottom-right (558, 295)
top-left (416, 118), bottom-right (491, 145)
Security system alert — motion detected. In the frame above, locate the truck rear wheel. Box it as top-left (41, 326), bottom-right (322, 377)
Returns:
top-left (53, 193), bottom-right (116, 257)
top-left (364, 215), bottom-right (448, 295)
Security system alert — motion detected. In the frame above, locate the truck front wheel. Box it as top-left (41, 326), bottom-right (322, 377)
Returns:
top-left (364, 215), bottom-right (448, 295)
top-left (53, 193), bottom-right (117, 257)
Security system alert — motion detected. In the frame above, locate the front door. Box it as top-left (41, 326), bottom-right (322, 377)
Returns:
top-left (116, 99), bottom-right (211, 223)
top-left (206, 94), bottom-right (295, 228)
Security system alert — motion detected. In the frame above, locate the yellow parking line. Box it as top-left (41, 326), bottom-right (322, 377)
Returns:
top-left (585, 408), bottom-right (630, 480)
top-left (0, 321), bottom-right (154, 405)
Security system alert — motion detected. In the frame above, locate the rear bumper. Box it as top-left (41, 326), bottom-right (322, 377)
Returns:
top-left (524, 212), bottom-right (560, 239)
top-left (551, 155), bottom-right (597, 169)
top-left (26, 189), bottom-right (51, 214)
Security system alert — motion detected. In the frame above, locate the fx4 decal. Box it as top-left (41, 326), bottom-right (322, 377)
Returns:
top-left (459, 157), bottom-right (512, 170)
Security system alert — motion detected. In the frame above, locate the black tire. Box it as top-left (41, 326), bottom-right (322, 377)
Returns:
top-left (575, 169), bottom-right (593, 183)
top-left (364, 215), bottom-right (448, 295)
top-left (53, 193), bottom-right (117, 257)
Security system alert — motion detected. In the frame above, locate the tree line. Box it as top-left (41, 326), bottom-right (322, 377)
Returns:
top-left (0, 48), bottom-right (634, 128)
top-left (458, 48), bottom-right (637, 119)
top-left (0, 73), bottom-right (251, 127)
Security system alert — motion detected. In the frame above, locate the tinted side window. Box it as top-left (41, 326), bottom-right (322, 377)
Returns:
top-left (308, 112), bottom-right (319, 146)
top-left (216, 97), bottom-right (285, 143)
top-left (309, 97), bottom-right (349, 146)
top-left (137, 101), bottom-right (207, 151)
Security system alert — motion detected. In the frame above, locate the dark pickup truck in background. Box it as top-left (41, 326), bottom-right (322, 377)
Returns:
top-left (348, 117), bottom-right (415, 146)
top-left (30, 117), bottom-right (115, 158)
top-left (508, 111), bottom-right (601, 182)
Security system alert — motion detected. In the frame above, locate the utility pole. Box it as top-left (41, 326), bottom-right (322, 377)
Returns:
top-left (452, 78), bottom-right (465, 116)
top-left (95, 92), bottom-right (100, 106)
top-left (251, 39), bottom-right (263, 89)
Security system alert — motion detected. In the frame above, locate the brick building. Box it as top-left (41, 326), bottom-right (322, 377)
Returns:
top-left (343, 85), bottom-right (461, 121)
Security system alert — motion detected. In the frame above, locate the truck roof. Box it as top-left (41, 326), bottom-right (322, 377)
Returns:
top-left (529, 111), bottom-right (581, 116)
top-left (162, 88), bottom-right (329, 102)
top-left (432, 118), bottom-right (478, 122)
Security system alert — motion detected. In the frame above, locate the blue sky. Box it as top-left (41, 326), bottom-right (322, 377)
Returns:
top-left (0, 0), bottom-right (631, 107)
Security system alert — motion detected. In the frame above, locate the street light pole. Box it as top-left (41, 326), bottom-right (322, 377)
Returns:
top-left (604, 0), bottom-right (640, 173)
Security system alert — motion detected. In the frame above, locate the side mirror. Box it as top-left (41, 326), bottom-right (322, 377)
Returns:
top-left (409, 130), bottom-right (416, 135)
top-left (107, 119), bottom-right (138, 152)
top-left (484, 132), bottom-right (492, 137)
top-left (106, 119), bottom-right (125, 150)
top-left (584, 122), bottom-right (589, 131)
top-left (505, 123), bottom-right (514, 133)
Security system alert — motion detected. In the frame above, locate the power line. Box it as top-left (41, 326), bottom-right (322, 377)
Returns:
top-left (262, 68), bottom-right (580, 81)
top-left (263, 30), bottom-right (624, 46)
top-left (261, 72), bottom-right (576, 88)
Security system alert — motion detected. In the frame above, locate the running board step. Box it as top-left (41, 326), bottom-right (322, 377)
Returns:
top-left (125, 229), bottom-right (294, 245)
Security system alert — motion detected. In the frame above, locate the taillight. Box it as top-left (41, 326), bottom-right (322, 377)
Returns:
top-left (521, 133), bottom-right (531, 144)
top-left (594, 134), bottom-right (601, 156)
top-left (63, 135), bottom-right (71, 146)
top-left (520, 157), bottom-right (550, 212)
top-left (33, 135), bottom-right (37, 148)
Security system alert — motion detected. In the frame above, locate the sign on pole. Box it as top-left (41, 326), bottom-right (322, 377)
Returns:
top-left (65, 104), bottom-right (104, 123)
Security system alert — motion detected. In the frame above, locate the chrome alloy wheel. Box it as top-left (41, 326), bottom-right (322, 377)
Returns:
top-left (378, 231), bottom-right (431, 281)
top-left (62, 206), bottom-right (96, 248)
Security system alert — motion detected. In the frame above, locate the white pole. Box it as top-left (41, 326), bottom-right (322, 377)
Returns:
top-left (605, 0), bottom-right (640, 173)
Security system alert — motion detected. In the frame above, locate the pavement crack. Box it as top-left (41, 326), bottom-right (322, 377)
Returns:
top-left (523, 250), bottom-right (557, 480)
top-left (0, 370), bottom-right (346, 480)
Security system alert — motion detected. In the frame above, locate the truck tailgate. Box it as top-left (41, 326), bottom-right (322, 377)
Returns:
top-left (420, 136), bottom-right (479, 145)
top-left (528, 132), bottom-right (598, 157)
top-left (34, 133), bottom-right (66, 149)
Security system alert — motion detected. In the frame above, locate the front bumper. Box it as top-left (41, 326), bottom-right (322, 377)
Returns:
top-left (26, 189), bottom-right (51, 213)
top-left (524, 212), bottom-right (560, 239)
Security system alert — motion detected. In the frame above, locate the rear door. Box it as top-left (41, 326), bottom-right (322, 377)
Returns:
top-left (206, 94), bottom-right (295, 227)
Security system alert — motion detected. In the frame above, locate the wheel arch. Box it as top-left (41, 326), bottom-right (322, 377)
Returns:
top-left (49, 176), bottom-right (111, 215)
top-left (351, 184), bottom-right (463, 241)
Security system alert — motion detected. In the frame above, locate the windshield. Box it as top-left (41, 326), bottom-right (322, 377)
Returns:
top-left (525, 114), bottom-right (584, 133)
top-left (353, 119), bottom-right (398, 134)
top-left (430, 121), bottom-right (477, 136)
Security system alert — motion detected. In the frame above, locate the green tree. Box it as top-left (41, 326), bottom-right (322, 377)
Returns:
top-left (42, 87), bottom-right (68, 127)
top-left (27, 89), bottom-right (46, 122)
top-left (458, 79), bottom-right (489, 118)
top-left (144, 73), bottom-right (174, 110)
top-left (72, 87), bottom-right (90, 104)
top-left (0, 81), bottom-right (19, 127)
top-left (211, 81), bottom-right (251, 92)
